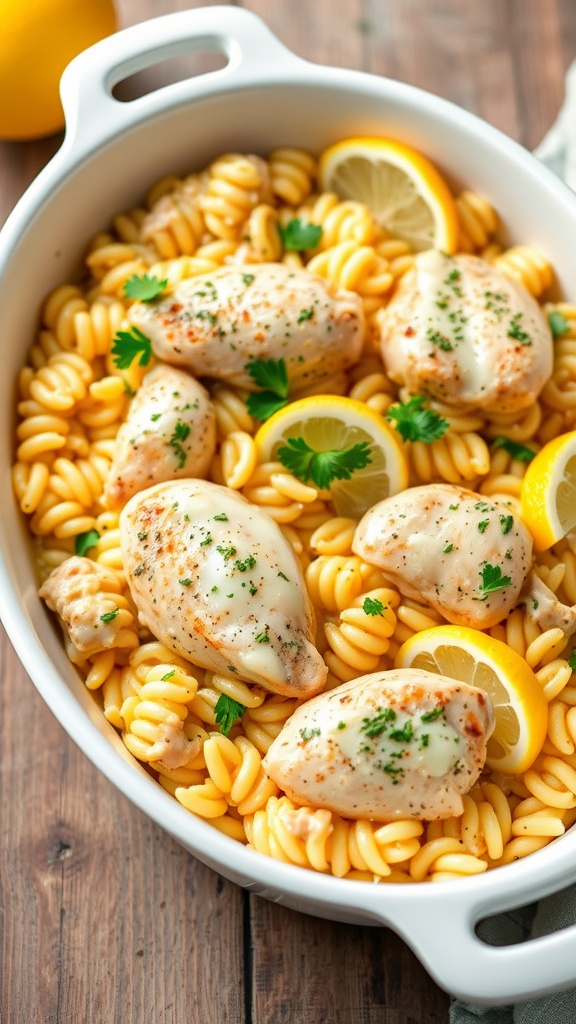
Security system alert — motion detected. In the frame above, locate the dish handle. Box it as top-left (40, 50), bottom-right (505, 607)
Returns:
top-left (58, 5), bottom-right (308, 156)
top-left (375, 890), bottom-right (576, 1004)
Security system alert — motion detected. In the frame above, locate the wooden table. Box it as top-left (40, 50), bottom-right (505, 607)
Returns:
top-left (1, 2), bottom-right (574, 1020)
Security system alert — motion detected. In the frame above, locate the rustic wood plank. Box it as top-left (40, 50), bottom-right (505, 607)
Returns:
top-left (0, 627), bottom-right (246, 1024)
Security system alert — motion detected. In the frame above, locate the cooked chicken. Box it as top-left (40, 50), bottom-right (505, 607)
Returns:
top-left (39, 556), bottom-right (138, 665)
top-left (353, 483), bottom-right (533, 629)
top-left (127, 263), bottom-right (364, 394)
top-left (379, 250), bottom-right (553, 412)
top-left (104, 364), bottom-right (216, 511)
top-left (263, 667), bottom-right (494, 820)
top-left (120, 479), bottom-right (328, 698)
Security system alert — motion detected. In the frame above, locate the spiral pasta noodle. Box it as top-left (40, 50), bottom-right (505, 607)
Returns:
top-left (14, 139), bottom-right (576, 887)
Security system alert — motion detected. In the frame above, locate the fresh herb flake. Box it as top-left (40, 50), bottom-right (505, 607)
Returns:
top-left (492, 437), bottom-right (536, 463)
top-left (386, 395), bottom-right (449, 444)
top-left (123, 273), bottom-right (168, 302)
top-left (111, 327), bottom-right (152, 369)
top-left (278, 218), bottom-right (322, 251)
top-left (548, 310), bottom-right (570, 337)
top-left (75, 529), bottom-right (100, 557)
top-left (479, 563), bottom-right (512, 599)
top-left (214, 694), bottom-right (246, 736)
top-left (277, 436), bottom-right (372, 490)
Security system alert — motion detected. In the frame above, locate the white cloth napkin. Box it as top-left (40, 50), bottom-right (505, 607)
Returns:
top-left (450, 59), bottom-right (576, 1022)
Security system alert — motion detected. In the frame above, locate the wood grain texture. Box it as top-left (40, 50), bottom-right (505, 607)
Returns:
top-left (0, 2), bottom-right (574, 1022)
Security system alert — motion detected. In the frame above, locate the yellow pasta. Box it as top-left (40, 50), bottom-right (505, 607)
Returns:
top-left (14, 140), bottom-right (576, 887)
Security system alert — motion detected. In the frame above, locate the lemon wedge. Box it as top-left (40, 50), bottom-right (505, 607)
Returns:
top-left (395, 624), bottom-right (547, 774)
top-left (318, 136), bottom-right (459, 252)
top-left (254, 394), bottom-right (408, 519)
top-left (520, 430), bottom-right (576, 551)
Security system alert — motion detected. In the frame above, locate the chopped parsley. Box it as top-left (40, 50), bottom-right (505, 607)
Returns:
top-left (245, 356), bottom-right (289, 421)
top-left (362, 596), bottom-right (386, 617)
top-left (507, 312), bottom-right (532, 345)
top-left (389, 719), bottom-right (413, 743)
top-left (360, 707), bottom-right (397, 738)
top-left (278, 218), bottom-right (322, 251)
top-left (161, 669), bottom-right (175, 681)
top-left (241, 273), bottom-right (255, 286)
top-left (100, 608), bottom-right (119, 623)
top-left (179, 578), bottom-right (192, 587)
top-left (479, 563), bottom-right (512, 599)
top-left (299, 726), bottom-right (321, 742)
top-left (427, 327), bottom-right (453, 351)
top-left (477, 519), bottom-right (490, 533)
top-left (492, 437), bottom-right (536, 463)
top-left (568, 650), bottom-right (576, 672)
top-left (213, 513), bottom-right (229, 522)
top-left (420, 707), bottom-right (444, 723)
top-left (499, 514), bottom-right (514, 535)
top-left (75, 528), bottom-right (100, 557)
top-left (443, 543), bottom-right (454, 553)
top-left (386, 394), bottom-right (449, 444)
top-left (234, 554), bottom-right (256, 572)
top-left (548, 310), bottom-right (570, 337)
top-left (216, 545), bottom-right (237, 560)
top-left (255, 630), bottom-right (270, 643)
top-left (214, 694), bottom-right (246, 736)
top-left (277, 436), bottom-right (372, 489)
top-left (123, 273), bottom-right (168, 302)
top-left (297, 308), bottom-right (314, 324)
top-left (111, 327), bottom-right (152, 369)
top-left (168, 420), bottom-right (191, 468)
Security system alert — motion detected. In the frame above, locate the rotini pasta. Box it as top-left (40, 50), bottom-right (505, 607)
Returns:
top-left (15, 138), bottom-right (576, 888)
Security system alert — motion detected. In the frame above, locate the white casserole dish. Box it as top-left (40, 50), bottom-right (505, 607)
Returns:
top-left (2, 6), bottom-right (576, 1005)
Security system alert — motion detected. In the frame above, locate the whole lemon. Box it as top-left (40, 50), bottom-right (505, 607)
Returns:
top-left (0, 0), bottom-right (118, 140)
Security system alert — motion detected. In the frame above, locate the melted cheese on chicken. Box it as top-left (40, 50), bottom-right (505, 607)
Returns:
top-left (263, 668), bottom-right (494, 820)
top-left (127, 263), bottom-right (364, 394)
top-left (120, 479), bottom-right (327, 698)
top-left (379, 250), bottom-right (553, 412)
top-left (353, 483), bottom-right (533, 629)
top-left (104, 364), bottom-right (216, 511)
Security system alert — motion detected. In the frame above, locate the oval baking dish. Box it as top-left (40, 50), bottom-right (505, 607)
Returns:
top-left (2, 6), bottom-right (576, 1005)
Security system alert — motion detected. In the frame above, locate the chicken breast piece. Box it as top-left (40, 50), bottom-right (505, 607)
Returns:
top-left (263, 667), bottom-right (494, 821)
top-left (39, 556), bottom-right (138, 665)
top-left (379, 250), bottom-right (553, 412)
top-left (120, 479), bottom-right (327, 698)
top-left (104, 364), bottom-right (216, 511)
top-left (127, 263), bottom-right (364, 394)
top-left (353, 483), bottom-right (533, 629)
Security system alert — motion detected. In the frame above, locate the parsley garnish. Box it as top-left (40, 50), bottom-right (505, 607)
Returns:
top-left (492, 437), bottom-right (536, 463)
top-left (386, 395), bottom-right (449, 443)
top-left (443, 543), bottom-right (454, 553)
top-left (477, 519), bottom-right (489, 533)
top-left (241, 273), bottom-right (255, 286)
top-left (278, 218), bottom-right (322, 251)
top-left (361, 707), bottom-right (397, 738)
top-left (161, 669), bottom-right (175, 681)
top-left (507, 312), bottom-right (531, 345)
top-left (479, 563), bottom-right (512, 599)
top-left (421, 707), bottom-right (444, 723)
top-left (216, 545), bottom-right (237, 560)
top-left (389, 719), bottom-right (413, 743)
top-left (214, 694), bottom-right (246, 736)
top-left (297, 308), bottom-right (314, 324)
top-left (427, 328), bottom-right (453, 351)
top-left (234, 554), bottom-right (256, 572)
top-left (299, 727), bottom-right (321, 742)
top-left (362, 596), bottom-right (385, 616)
top-left (100, 608), bottom-right (119, 623)
top-left (277, 436), bottom-right (372, 489)
top-left (245, 356), bottom-right (289, 421)
top-left (568, 650), bottom-right (576, 672)
top-left (255, 630), bottom-right (270, 643)
top-left (548, 310), bottom-right (570, 337)
top-left (123, 273), bottom-right (168, 302)
top-left (75, 529), bottom-right (100, 557)
top-left (168, 420), bottom-right (190, 468)
top-left (499, 514), bottom-right (514, 535)
top-left (213, 513), bottom-right (229, 521)
top-left (111, 327), bottom-right (152, 369)
top-left (179, 578), bottom-right (192, 586)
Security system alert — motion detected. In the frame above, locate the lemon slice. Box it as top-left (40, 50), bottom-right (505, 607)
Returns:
top-left (318, 136), bottom-right (459, 252)
top-left (520, 430), bottom-right (576, 551)
top-left (254, 394), bottom-right (408, 519)
top-left (395, 624), bottom-right (547, 774)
